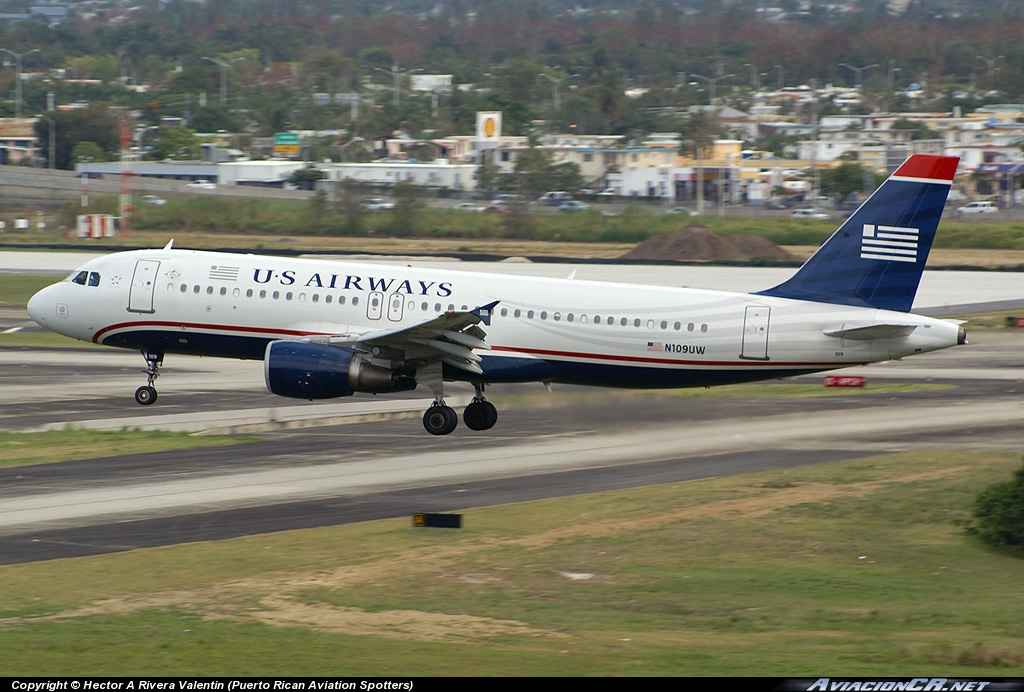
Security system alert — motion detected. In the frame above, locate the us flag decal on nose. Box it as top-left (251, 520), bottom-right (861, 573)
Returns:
top-left (861, 223), bottom-right (920, 263)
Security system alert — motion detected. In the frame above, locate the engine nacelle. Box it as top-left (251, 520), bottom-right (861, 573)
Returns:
top-left (264, 340), bottom-right (413, 400)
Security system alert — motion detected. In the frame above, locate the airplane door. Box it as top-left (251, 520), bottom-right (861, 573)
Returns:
top-left (387, 293), bottom-right (404, 322)
top-left (127, 260), bottom-right (160, 314)
top-left (366, 291), bottom-right (383, 320)
top-left (740, 305), bottom-right (771, 360)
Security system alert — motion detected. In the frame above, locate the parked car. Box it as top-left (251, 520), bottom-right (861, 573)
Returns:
top-left (558, 200), bottom-right (590, 212)
top-left (74, 172), bottom-right (103, 179)
top-left (141, 195), bottom-right (166, 206)
top-left (453, 202), bottom-right (485, 213)
top-left (956, 200), bottom-right (998, 215)
top-left (538, 191), bottom-right (572, 206)
top-left (664, 207), bottom-right (698, 216)
top-left (185, 179), bottom-right (216, 189)
top-left (360, 197), bottom-right (394, 211)
top-left (790, 206), bottom-right (830, 220)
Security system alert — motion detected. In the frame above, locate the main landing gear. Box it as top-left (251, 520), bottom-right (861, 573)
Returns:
top-left (422, 383), bottom-right (498, 436)
top-left (134, 349), bottom-right (163, 406)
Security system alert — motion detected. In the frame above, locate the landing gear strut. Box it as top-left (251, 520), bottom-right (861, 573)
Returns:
top-left (135, 349), bottom-right (163, 406)
top-left (463, 383), bottom-right (498, 431)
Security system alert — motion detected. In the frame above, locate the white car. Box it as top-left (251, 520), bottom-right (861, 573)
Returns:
top-left (453, 202), bottom-right (485, 213)
top-left (790, 206), bottom-right (830, 220)
top-left (360, 197), bottom-right (394, 211)
top-left (185, 180), bottom-right (216, 189)
top-left (956, 201), bottom-right (997, 214)
top-left (141, 195), bottom-right (166, 206)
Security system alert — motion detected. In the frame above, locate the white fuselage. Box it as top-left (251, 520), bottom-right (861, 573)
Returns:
top-left (28, 248), bottom-right (963, 390)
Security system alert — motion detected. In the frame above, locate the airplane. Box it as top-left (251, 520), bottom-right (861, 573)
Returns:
top-left (27, 154), bottom-right (966, 436)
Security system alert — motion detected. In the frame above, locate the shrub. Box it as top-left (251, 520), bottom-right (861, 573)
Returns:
top-left (970, 459), bottom-right (1024, 552)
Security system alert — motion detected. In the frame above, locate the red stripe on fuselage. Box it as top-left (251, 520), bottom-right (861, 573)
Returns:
top-left (92, 320), bottom-right (323, 344)
top-left (95, 322), bottom-right (861, 369)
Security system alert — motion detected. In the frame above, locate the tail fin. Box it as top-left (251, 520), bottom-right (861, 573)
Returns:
top-left (758, 154), bottom-right (959, 312)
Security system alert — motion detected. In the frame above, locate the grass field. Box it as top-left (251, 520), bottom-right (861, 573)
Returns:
top-left (0, 429), bottom-right (251, 467)
top-left (0, 449), bottom-right (1021, 676)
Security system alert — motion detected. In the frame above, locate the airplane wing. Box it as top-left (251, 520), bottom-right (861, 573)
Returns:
top-left (303, 300), bottom-right (499, 375)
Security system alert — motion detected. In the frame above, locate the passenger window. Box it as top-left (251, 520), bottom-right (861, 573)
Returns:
top-left (594, 315), bottom-right (601, 324)
top-left (220, 287), bottom-right (227, 296)
top-left (325, 295), bottom-right (332, 304)
top-left (513, 308), bottom-right (521, 318)
top-left (180, 284), bottom-right (187, 293)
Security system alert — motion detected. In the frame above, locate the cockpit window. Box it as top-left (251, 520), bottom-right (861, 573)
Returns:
top-left (69, 270), bottom-right (101, 286)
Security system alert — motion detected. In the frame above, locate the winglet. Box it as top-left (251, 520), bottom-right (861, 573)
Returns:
top-left (163, 239), bottom-right (175, 250)
top-left (473, 300), bottom-right (500, 326)
top-left (757, 154), bottom-right (958, 313)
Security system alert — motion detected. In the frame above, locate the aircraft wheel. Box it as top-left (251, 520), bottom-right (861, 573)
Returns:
top-left (134, 385), bottom-right (158, 406)
top-left (463, 400), bottom-right (498, 431)
top-left (423, 405), bottom-right (458, 435)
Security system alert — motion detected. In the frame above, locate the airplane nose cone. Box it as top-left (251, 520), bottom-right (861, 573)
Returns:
top-left (27, 286), bottom-right (49, 328)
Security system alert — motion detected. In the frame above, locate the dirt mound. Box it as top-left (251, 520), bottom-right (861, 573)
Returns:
top-left (621, 224), bottom-right (795, 262)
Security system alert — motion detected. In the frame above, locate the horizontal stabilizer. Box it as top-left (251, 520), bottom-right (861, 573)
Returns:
top-left (824, 324), bottom-right (918, 340)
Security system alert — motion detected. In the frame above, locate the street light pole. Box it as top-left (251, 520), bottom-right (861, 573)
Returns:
top-left (538, 72), bottom-right (578, 112)
top-left (202, 56), bottom-right (246, 105)
top-left (690, 73), bottom-right (735, 104)
top-left (0, 48), bottom-right (40, 118)
top-left (839, 62), bottom-right (879, 88)
top-left (374, 63), bottom-right (422, 107)
top-left (37, 113), bottom-right (54, 168)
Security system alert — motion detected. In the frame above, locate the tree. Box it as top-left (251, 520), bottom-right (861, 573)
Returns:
top-left (71, 141), bottom-right (106, 165)
top-left (386, 179), bottom-right (427, 237)
top-left (508, 147), bottom-right (582, 197)
top-left (34, 106), bottom-right (119, 170)
top-left (149, 126), bottom-right (199, 160)
top-left (819, 161), bottom-right (879, 204)
top-left (971, 460), bottom-right (1024, 552)
top-left (287, 165), bottom-right (326, 191)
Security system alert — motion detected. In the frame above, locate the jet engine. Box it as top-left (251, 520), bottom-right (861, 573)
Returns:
top-left (264, 340), bottom-right (414, 400)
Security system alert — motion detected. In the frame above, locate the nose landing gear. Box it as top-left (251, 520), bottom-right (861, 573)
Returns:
top-left (135, 349), bottom-right (163, 406)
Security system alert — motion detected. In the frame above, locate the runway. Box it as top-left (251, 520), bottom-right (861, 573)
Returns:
top-left (1, 254), bottom-right (1022, 564)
